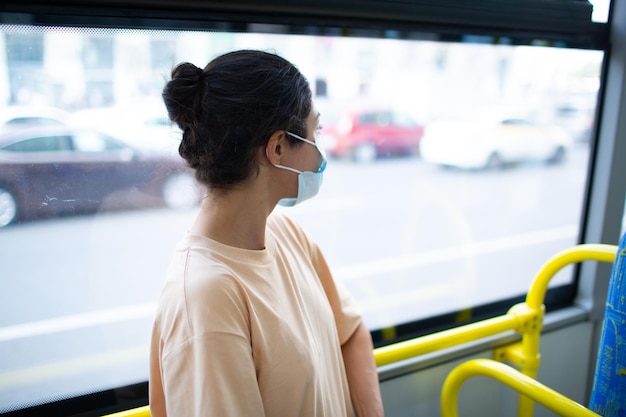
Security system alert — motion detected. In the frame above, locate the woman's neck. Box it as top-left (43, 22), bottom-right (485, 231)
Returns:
top-left (189, 190), bottom-right (271, 250)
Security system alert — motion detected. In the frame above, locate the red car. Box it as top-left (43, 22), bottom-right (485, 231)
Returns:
top-left (321, 110), bottom-right (424, 163)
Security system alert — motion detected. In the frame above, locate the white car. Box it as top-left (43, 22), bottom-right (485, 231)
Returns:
top-left (0, 105), bottom-right (72, 129)
top-left (419, 116), bottom-right (573, 169)
top-left (71, 100), bottom-right (182, 156)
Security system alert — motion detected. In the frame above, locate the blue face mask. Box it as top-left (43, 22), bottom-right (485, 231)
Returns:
top-left (271, 131), bottom-right (327, 207)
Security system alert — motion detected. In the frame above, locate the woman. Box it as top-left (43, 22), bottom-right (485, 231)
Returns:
top-left (149, 49), bottom-right (384, 417)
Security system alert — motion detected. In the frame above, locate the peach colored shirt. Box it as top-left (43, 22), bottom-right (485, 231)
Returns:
top-left (150, 211), bottom-right (361, 416)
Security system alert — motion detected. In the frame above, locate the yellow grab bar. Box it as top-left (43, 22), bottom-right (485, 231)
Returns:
top-left (525, 244), bottom-right (617, 309)
top-left (374, 244), bottom-right (617, 368)
top-left (102, 405), bottom-right (150, 417)
top-left (374, 314), bottom-right (521, 367)
top-left (441, 359), bottom-right (600, 417)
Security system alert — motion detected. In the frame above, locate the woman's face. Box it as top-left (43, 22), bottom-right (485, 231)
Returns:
top-left (288, 107), bottom-right (324, 173)
top-left (266, 105), bottom-right (326, 205)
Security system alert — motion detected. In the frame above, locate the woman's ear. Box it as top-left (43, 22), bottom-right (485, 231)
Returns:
top-left (265, 130), bottom-right (285, 165)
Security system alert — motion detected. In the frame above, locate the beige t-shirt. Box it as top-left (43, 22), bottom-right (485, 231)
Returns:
top-left (149, 211), bottom-right (362, 417)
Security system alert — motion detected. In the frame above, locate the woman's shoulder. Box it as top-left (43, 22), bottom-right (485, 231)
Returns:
top-left (158, 247), bottom-right (249, 333)
top-left (269, 210), bottom-right (307, 240)
top-left (165, 233), bottom-right (245, 297)
top-left (268, 209), bottom-right (319, 256)
top-left (268, 209), bottom-right (305, 235)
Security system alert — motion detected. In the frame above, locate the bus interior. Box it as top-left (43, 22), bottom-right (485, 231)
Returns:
top-left (0, 0), bottom-right (625, 416)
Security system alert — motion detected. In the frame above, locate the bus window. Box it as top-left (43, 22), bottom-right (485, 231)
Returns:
top-left (0, 19), bottom-right (604, 414)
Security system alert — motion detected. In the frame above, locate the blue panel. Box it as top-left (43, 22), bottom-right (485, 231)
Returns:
top-left (590, 232), bottom-right (626, 416)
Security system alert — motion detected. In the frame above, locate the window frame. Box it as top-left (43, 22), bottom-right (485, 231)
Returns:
top-left (0, 1), bottom-right (613, 415)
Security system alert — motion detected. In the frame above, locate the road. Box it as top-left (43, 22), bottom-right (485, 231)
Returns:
top-left (0, 146), bottom-right (590, 411)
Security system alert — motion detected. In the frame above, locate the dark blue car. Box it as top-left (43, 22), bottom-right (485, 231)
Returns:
top-left (0, 126), bottom-right (197, 227)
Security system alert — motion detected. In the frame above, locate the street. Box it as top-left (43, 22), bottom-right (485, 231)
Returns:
top-left (0, 146), bottom-right (590, 411)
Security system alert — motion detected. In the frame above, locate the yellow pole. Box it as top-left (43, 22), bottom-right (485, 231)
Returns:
top-left (518, 244), bottom-right (617, 417)
top-left (516, 244), bottom-right (616, 417)
top-left (525, 244), bottom-right (616, 310)
top-left (374, 314), bottom-right (520, 367)
top-left (102, 405), bottom-right (151, 417)
top-left (441, 359), bottom-right (601, 417)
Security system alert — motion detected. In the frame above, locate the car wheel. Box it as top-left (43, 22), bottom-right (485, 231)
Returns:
top-left (162, 172), bottom-right (199, 209)
top-left (485, 152), bottom-right (504, 170)
top-left (0, 187), bottom-right (18, 227)
top-left (352, 142), bottom-right (377, 163)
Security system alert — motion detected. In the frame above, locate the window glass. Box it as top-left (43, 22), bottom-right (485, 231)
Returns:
top-left (2, 135), bottom-right (72, 152)
top-left (392, 113), bottom-right (418, 127)
top-left (4, 116), bottom-right (65, 127)
top-left (73, 132), bottom-right (125, 152)
top-left (0, 24), bottom-right (603, 412)
top-left (590, 0), bottom-right (611, 22)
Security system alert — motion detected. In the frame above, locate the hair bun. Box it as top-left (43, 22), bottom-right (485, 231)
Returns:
top-left (162, 62), bottom-right (205, 130)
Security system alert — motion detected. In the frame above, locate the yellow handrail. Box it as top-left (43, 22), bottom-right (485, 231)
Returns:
top-left (374, 244), bottom-right (616, 364)
top-left (441, 359), bottom-right (601, 417)
top-left (103, 244), bottom-right (617, 417)
top-left (513, 244), bottom-right (616, 417)
top-left (373, 313), bottom-right (521, 366)
top-left (103, 405), bottom-right (151, 417)
top-left (372, 244), bottom-right (616, 417)
top-left (525, 244), bottom-right (617, 310)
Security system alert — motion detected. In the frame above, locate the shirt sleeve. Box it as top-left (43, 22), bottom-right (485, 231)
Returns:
top-left (160, 332), bottom-right (264, 417)
top-left (152, 265), bottom-right (265, 417)
top-left (310, 241), bottom-right (363, 345)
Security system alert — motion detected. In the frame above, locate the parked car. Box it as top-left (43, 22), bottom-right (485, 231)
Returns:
top-left (419, 116), bottom-right (573, 170)
top-left (0, 125), bottom-right (198, 227)
top-left (321, 110), bottom-right (424, 163)
top-left (71, 100), bottom-right (182, 154)
top-left (0, 105), bottom-right (72, 129)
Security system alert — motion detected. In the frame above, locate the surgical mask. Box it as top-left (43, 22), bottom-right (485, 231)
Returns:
top-left (271, 131), bottom-right (327, 207)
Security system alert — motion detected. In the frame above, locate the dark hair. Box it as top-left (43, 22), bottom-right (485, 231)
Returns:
top-left (162, 49), bottom-right (312, 190)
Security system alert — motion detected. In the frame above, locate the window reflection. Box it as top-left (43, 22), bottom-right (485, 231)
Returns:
top-left (0, 25), bottom-right (603, 412)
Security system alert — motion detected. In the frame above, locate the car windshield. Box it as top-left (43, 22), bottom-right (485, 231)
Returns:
top-left (73, 132), bottom-right (127, 152)
top-left (2, 135), bottom-right (73, 152)
top-left (500, 119), bottom-right (533, 126)
top-left (392, 113), bottom-right (417, 127)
